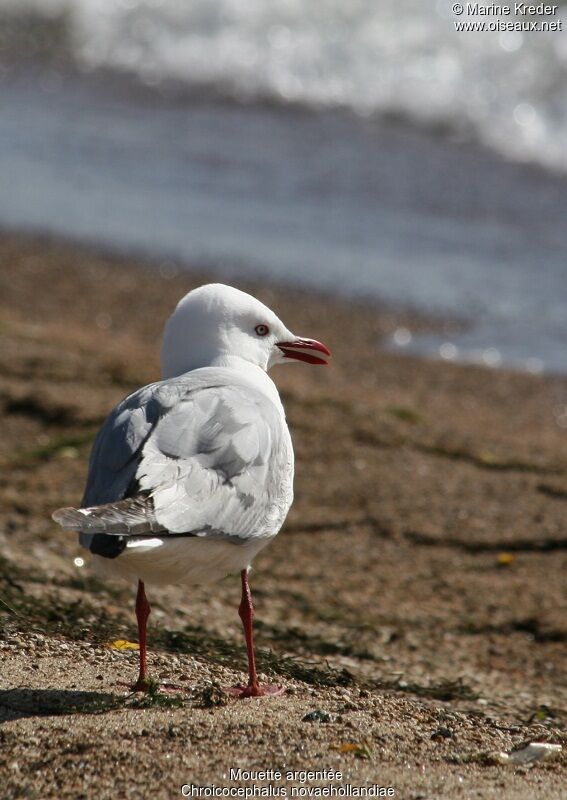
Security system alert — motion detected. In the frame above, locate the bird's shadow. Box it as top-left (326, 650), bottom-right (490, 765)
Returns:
top-left (0, 688), bottom-right (121, 722)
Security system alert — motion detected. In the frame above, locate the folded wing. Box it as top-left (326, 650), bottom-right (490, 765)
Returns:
top-left (53, 370), bottom-right (289, 545)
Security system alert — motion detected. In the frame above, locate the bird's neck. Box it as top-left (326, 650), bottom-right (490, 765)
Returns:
top-left (209, 355), bottom-right (285, 413)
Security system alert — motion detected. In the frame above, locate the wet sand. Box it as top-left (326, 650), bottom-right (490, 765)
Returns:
top-left (0, 233), bottom-right (566, 798)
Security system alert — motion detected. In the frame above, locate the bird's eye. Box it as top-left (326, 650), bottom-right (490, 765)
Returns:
top-left (255, 324), bottom-right (270, 337)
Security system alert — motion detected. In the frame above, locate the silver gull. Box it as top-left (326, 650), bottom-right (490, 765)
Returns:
top-left (53, 283), bottom-right (330, 697)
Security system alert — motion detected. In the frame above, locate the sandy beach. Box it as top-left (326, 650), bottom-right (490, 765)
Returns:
top-left (0, 233), bottom-right (566, 798)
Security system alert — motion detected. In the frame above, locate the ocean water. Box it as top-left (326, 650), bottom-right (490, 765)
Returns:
top-left (1, 2), bottom-right (567, 372)
top-left (2, 0), bottom-right (567, 171)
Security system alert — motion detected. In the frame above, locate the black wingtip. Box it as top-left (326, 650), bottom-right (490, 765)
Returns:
top-left (89, 534), bottom-right (128, 559)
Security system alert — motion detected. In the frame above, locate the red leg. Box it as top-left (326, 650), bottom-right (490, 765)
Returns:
top-left (224, 569), bottom-right (283, 698)
top-left (132, 579), bottom-right (151, 692)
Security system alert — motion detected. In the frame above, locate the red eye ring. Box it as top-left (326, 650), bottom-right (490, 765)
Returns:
top-left (255, 324), bottom-right (270, 337)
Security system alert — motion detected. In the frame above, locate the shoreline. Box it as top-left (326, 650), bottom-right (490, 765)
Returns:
top-left (1, 232), bottom-right (566, 797)
top-left (3, 65), bottom-right (567, 372)
top-left (0, 223), bottom-right (556, 380)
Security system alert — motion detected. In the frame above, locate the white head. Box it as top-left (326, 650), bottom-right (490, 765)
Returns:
top-left (161, 283), bottom-right (331, 379)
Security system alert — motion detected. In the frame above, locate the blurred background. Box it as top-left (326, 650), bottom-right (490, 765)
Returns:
top-left (2, 0), bottom-right (567, 371)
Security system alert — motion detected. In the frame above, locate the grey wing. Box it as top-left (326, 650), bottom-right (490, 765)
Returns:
top-left (53, 380), bottom-right (172, 545)
top-left (53, 377), bottom-right (290, 544)
top-left (138, 383), bottom-right (286, 541)
top-left (81, 381), bottom-right (166, 507)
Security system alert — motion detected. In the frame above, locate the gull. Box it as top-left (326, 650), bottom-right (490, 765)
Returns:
top-left (52, 284), bottom-right (330, 697)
